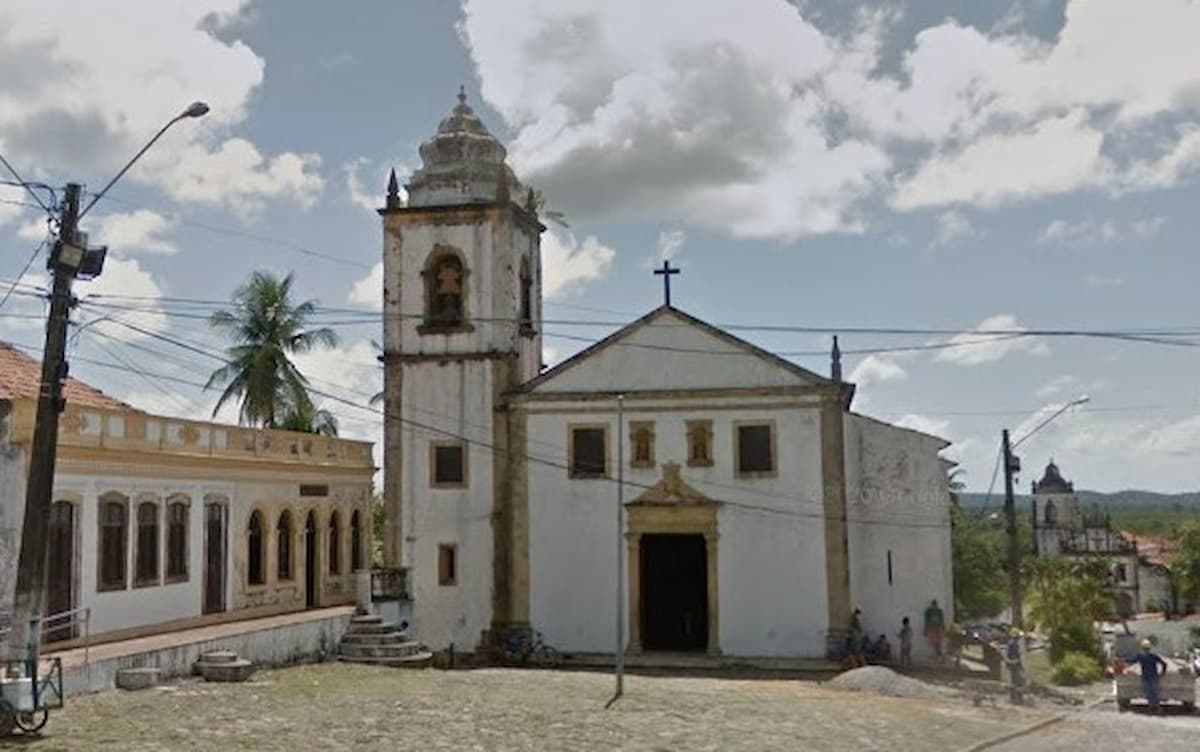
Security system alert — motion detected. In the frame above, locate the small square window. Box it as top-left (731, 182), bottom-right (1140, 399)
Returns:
top-left (438, 544), bottom-right (457, 586)
top-left (431, 442), bottom-right (467, 487)
top-left (735, 423), bottom-right (775, 475)
top-left (570, 426), bottom-right (607, 478)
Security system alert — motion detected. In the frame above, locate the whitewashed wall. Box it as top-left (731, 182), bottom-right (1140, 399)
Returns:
top-left (526, 396), bottom-right (829, 657)
top-left (843, 414), bottom-right (952, 663)
top-left (0, 416), bottom-right (27, 626)
top-left (403, 359), bottom-right (497, 651)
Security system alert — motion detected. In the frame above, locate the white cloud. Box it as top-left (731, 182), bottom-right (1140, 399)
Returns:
top-left (1038, 216), bottom-right (1165, 246)
top-left (72, 257), bottom-right (169, 341)
top-left (461, 1), bottom-right (1200, 228)
top-left (94, 210), bottom-right (178, 256)
top-left (348, 262), bottom-right (382, 310)
top-left (934, 314), bottom-right (1050, 366)
top-left (0, 2), bottom-right (322, 211)
top-left (849, 354), bottom-right (908, 387)
top-left (542, 345), bottom-right (559, 368)
top-left (895, 413), bottom-right (950, 439)
top-left (649, 229), bottom-right (686, 265)
top-left (1085, 273), bottom-right (1125, 288)
top-left (541, 230), bottom-right (616, 299)
top-left (932, 210), bottom-right (976, 247)
top-left (1035, 374), bottom-right (1078, 399)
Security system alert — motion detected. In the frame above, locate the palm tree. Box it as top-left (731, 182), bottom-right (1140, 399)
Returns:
top-left (206, 271), bottom-right (337, 429)
top-left (278, 397), bottom-right (339, 437)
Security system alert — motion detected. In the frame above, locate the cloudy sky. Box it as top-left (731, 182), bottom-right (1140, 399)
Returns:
top-left (2, 0), bottom-right (1200, 493)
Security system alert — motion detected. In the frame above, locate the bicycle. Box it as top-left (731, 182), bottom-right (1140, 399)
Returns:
top-left (500, 629), bottom-right (562, 669)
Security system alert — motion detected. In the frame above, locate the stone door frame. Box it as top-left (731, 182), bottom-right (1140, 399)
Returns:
top-left (626, 502), bottom-right (720, 656)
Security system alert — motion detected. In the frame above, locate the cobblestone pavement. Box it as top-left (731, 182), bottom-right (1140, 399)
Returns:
top-left (991, 706), bottom-right (1199, 752)
top-left (22, 664), bottom-right (1047, 751)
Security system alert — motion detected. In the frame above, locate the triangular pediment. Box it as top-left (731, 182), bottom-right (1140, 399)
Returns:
top-left (522, 306), bottom-right (833, 394)
top-left (629, 462), bottom-right (714, 506)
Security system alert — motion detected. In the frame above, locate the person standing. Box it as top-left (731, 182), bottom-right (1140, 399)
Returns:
top-left (1133, 638), bottom-right (1169, 714)
top-left (1005, 628), bottom-right (1026, 705)
top-left (923, 599), bottom-right (945, 659)
top-left (898, 617), bottom-right (913, 669)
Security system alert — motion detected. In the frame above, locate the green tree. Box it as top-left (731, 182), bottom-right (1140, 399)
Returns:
top-left (951, 505), bottom-right (1008, 621)
top-left (1171, 519), bottom-right (1200, 605)
top-left (371, 492), bottom-right (386, 566)
top-left (206, 271), bottom-right (337, 429)
top-left (277, 397), bottom-right (339, 437)
top-left (1024, 557), bottom-right (1113, 663)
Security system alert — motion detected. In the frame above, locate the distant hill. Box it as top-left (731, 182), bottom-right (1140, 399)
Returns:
top-left (959, 490), bottom-right (1200, 509)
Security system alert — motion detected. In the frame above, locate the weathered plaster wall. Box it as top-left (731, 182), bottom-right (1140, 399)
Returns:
top-left (526, 396), bottom-right (829, 657)
top-left (0, 401), bottom-right (27, 627)
top-left (843, 414), bottom-right (952, 663)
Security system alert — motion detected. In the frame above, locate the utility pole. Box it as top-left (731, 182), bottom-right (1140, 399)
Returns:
top-left (9, 183), bottom-right (83, 662)
top-left (1002, 429), bottom-right (1022, 630)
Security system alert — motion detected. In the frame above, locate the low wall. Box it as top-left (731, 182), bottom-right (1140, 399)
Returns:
top-left (61, 611), bottom-right (352, 697)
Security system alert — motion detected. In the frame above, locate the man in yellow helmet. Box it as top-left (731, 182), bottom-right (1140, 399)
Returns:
top-left (1132, 638), bottom-right (1169, 713)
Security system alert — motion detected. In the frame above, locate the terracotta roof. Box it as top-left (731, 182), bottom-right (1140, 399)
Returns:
top-left (0, 341), bottom-right (132, 411)
top-left (1121, 531), bottom-right (1177, 568)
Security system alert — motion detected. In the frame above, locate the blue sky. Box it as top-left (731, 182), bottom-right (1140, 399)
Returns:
top-left (2, 0), bottom-right (1200, 492)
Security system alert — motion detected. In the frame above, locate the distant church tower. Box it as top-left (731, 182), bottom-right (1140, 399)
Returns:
top-left (378, 89), bottom-right (544, 649)
top-left (1030, 459), bottom-right (1079, 556)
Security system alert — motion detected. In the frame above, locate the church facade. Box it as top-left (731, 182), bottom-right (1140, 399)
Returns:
top-left (379, 93), bottom-right (954, 661)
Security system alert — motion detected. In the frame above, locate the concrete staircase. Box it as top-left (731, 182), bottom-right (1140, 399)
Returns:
top-left (338, 614), bottom-right (432, 668)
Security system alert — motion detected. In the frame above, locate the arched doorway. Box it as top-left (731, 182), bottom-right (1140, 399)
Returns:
top-left (45, 500), bottom-right (75, 641)
top-left (305, 511), bottom-right (318, 608)
top-left (203, 501), bottom-right (227, 614)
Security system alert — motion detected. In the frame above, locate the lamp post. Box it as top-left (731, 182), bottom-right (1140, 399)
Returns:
top-left (8, 103), bottom-right (208, 663)
top-left (1003, 395), bottom-right (1089, 629)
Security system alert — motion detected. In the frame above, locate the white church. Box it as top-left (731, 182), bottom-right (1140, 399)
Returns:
top-left (377, 91), bottom-right (954, 662)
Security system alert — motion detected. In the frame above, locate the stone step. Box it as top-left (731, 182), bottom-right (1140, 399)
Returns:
top-left (337, 651), bottom-right (434, 668)
top-left (339, 641), bottom-right (425, 660)
top-left (116, 667), bottom-right (160, 691)
top-left (198, 650), bottom-right (240, 664)
top-left (340, 631), bottom-right (411, 645)
top-left (344, 622), bottom-right (399, 635)
top-left (350, 614), bottom-right (384, 625)
top-left (200, 658), bottom-right (255, 683)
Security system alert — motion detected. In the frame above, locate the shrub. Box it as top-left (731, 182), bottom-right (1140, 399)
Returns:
top-left (1048, 622), bottom-right (1102, 664)
top-left (1051, 651), bottom-right (1104, 686)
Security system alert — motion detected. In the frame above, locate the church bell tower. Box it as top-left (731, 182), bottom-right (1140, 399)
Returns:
top-left (378, 88), bottom-right (544, 650)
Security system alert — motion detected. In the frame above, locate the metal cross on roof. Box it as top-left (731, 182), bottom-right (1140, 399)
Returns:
top-left (653, 260), bottom-right (680, 306)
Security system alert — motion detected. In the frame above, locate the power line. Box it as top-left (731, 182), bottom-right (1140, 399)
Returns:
top-left (0, 239), bottom-right (49, 310)
top-left (0, 167), bottom-right (55, 216)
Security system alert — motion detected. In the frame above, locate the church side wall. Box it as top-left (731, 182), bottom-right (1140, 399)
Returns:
top-left (0, 403), bottom-right (27, 626)
top-left (404, 360), bottom-right (496, 652)
top-left (525, 399), bottom-right (827, 657)
top-left (844, 415), bottom-right (952, 663)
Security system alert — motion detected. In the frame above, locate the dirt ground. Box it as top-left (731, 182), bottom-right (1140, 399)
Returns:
top-left (12, 663), bottom-right (1050, 751)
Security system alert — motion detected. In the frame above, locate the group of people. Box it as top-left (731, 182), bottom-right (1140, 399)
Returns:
top-left (837, 599), bottom-right (948, 670)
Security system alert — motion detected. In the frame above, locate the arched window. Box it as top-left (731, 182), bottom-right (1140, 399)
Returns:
top-left (1044, 500), bottom-right (1057, 526)
top-left (277, 511), bottom-right (293, 581)
top-left (328, 511), bottom-right (341, 575)
top-left (98, 493), bottom-right (128, 591)
top-left (519, 257), bottom-right (533, 331)
top-left (166, 496), bottom-right (189, 582)
top-left (425, 252), bottom-right (465, 326)
top-left (247, 511), bottom-right (265, 586)
top-left (350, 510), bottom-right (363, 572)
top-left (135, 500), bottom-right (160, 586)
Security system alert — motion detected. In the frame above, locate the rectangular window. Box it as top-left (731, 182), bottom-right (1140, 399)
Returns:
top-left (431, 442), bottom-right (467, 487)
top-left (166, 500), bottom-right (189, 582)
top-left (98, 495), bottom-right (128, 592)
top-left (438, 544), bottom-right (457, 586)
top-left (299, 484), bottom-right (329, 497)
top-left (887, 550), bottom-right (893, 586)
top-left (569, 426), bottom-right (607, 478)
top-left (630, 421), bottom-right (655, 469)
top-left (135, 501), bottom-right (160, 587)
top-left (686, 420), bottom-right (714, 467)
top-left (735, 422), bottom-right (775, 476)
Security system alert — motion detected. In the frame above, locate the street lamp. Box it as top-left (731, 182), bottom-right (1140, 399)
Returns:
top-left (79, 101), bottom-right (210, 218)
top-left (9, 102), bottom-right (208, 664)
top-left (1003, 395), bottom-right (1090, 629)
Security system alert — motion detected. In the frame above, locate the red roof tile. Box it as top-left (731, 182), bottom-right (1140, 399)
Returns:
top-left (0, 341), bottom-right (132, 411)
top-left (1121, 531), bottom-right (1177, 569)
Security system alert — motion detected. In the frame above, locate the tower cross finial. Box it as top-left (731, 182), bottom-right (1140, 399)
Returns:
top-left (653, 260), bottom-right (681, 306)
top-left (457, 84), bottom-right (467, 106)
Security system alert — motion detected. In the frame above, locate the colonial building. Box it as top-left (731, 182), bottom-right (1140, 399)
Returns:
top-left (378, 93), bottom-right (954, 661)
top-left (0, 343), bottom-right (374, 644)
top-left (1030, 460), bottom-right (1173, 615)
